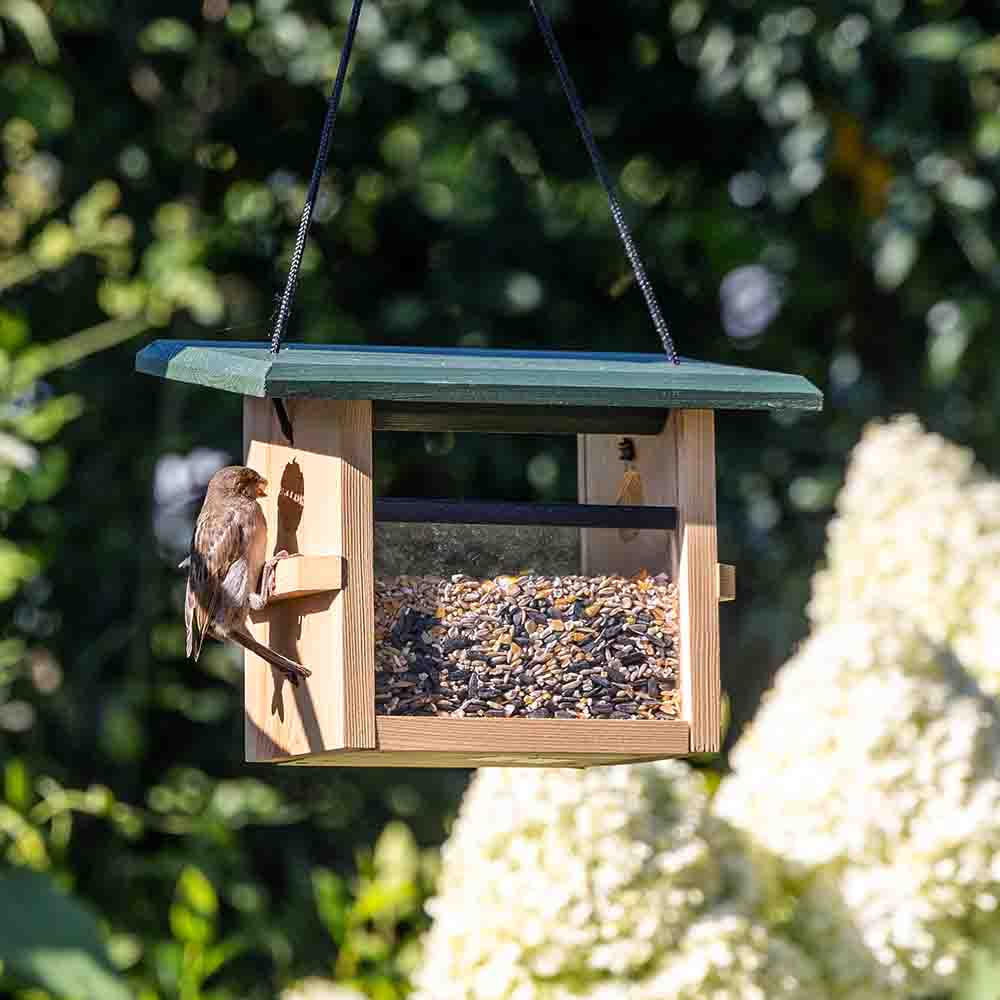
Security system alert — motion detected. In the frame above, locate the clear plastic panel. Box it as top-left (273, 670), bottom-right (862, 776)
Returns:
top-left (374, 522), bottom-right (679, 721)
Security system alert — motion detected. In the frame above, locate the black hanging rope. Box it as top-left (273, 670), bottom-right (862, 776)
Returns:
top-left (270, 0), bottom-right (365, 356)
top-left (268, 0), bottom-right (679, 377)
top-left (527, 0), bottom-right (678, 363)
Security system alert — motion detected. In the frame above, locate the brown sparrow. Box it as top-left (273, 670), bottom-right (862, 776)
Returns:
top-left (183, 465), bottom-right (311, 685)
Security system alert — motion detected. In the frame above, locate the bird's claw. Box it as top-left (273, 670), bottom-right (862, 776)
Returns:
top-left (262, 550), bottom-right (291, 601)
top-left (279, 661), bottom-right (311, 687)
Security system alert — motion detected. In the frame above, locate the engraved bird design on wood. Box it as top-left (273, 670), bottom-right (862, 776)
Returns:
top-left (183, 465), bottom-right (311, 685)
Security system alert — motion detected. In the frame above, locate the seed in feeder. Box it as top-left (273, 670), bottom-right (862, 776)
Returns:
top-left (374, 573), bottom-right (679, 721)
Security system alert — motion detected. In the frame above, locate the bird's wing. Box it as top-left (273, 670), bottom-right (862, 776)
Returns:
top-left (185, 501), bottom-right (248, 661)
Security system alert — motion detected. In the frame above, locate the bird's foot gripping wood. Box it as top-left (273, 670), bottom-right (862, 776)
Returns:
top-left (249, 550), bottom-right (291, 611)
top-left (271, 659), bottom-right (311, 687)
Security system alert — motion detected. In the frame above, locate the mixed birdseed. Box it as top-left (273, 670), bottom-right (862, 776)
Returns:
top-left (374, 573), bottom-right (679, 720)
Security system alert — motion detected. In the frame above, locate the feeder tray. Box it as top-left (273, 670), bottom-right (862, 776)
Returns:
top-left (137, 342), bottom-right (821, 767)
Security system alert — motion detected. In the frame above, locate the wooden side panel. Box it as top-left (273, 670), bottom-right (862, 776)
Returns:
top-left (271, 717), bottom-right (691, 767)
top-left (244, 397), bottom-right (375, 760)
top-left (577, 428), bottom-right (678, 578)
top-left (675, 410), bottom-right (721, 753)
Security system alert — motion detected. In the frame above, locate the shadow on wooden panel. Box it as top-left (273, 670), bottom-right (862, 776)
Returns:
top-left (292, 673), bottom-right (325, 752)
top-left (245, 709), bottom-right (289, 759)
top-left (245, 656), bottom-right (327, 754)
top-left (263, 591), bottom-right (332, 753)
top-left (276, 458), bottom-right (304, 556)
top-left (245, 705), bottom-right (326, 759)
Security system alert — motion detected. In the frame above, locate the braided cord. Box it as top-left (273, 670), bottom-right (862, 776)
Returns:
top-left (270, 0), bottom-right (365, 354)
top-left (270, 0), bottom-right (678, 365)
top-left (527, 0), bottom-right (678, 363)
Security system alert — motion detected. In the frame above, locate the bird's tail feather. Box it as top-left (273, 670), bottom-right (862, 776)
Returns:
top-left (192, 622), bottom-right (209, 662)
top-left (229, 629), bottom-right (311, 682)
top-left (190, 585), bottom-right (219, 664)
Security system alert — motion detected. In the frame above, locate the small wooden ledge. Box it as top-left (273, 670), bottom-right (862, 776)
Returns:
top-left (717, 564), bottom-right (735, 602)
top-left (269, 554), bottom-right (343, 601)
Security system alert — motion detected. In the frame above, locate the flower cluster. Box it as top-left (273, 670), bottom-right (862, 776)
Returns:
top-left (716, 612), bottom-right (1000, 995)
top-left (417, 417), bottom-right (1000, 999)
top-left (413, 762), bottom-right (881, 1000)
top-left (280, 979), bottom-right (366, 1000)
top-left (413, 763), bottom-right (716, 999)
top-left (809, 414), bottom-right (1000, 694)
top-left (641, 911), bottom-right (825, 1000)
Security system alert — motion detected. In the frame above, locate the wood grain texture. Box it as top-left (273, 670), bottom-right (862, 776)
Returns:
top-left (717, 563), bottom-right (735, 602)
top-left (139, 344), bottom-right (270, 396)
top-left (243, 396), bottom-right (276, 762)
top-left (137, 342), bottom-right (824, 411)
top-left (267, 717), bottom-right (691, 767)
top-left (577, 428), bottom-right (678, 578)
top-left (265, 555), bottom-right (343, 602)
top-left (243, 397), bottom-right (375, 761)
top-left (278, 752), bottom-right (676, 768)
top-left (675, 411), bottom-right (721, 753)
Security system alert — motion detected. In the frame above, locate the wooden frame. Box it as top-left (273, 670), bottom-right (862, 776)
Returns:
top-left (244, 397), bottom-right (375, 761)
top-left (279, 718), bottom-right (691, 767)
top-left (579, 412), bottom-right (723, 754)
top-left (243, 403), bottom-right (727, 766)
top-left (135, 340), bottom-right (819, 766)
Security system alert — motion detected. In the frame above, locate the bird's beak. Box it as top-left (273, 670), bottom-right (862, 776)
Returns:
top-left (256, 478), bottom-right (268, 497)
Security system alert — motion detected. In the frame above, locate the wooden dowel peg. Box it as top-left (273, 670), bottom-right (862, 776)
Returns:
top-left (717, 564), bottom-right (735, 602)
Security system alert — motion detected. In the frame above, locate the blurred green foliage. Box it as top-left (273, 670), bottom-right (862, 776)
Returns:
top-left (1, 0), bottom-right (999, 995)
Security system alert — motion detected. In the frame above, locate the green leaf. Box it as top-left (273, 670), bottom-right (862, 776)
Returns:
top-left (0, 65), bottom-right (73, 135)
top-left (177, 865), bottom-right (218, 917)
top-left (956, 947), bottom-right (1000, 1000)
top-left (0, 538), bottom-right (41, 600)
top-left (138, 17), bottom-right (196, 54)
top-left (0, 0), bottom-right (59, 64)
top-left (11, 316), bottom-right (149, 394)
top-left (313, 868), bottom-right (350, 944)
top-left (169, 903), bottom-right (214, 946)
top-left (201, 935), bottom-right (248, 979)
top-left (5, 758), bottom-right (32, 811)
top-left (13, 394), bottom-right (85, 443)
top-left (966, 36), bottom-right (1000, 73)
top-left (0, 309), bottom-right (29, 351)
top-left (0, 867), bottom-right (132, 999)
top-left (373, 821), bottom-right (419, 888)
top-left (901, 20), bottom-right (983, 61)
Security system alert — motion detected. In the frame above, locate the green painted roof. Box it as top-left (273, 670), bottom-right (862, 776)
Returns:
top-left (135, 341), bottom-right (823, 411)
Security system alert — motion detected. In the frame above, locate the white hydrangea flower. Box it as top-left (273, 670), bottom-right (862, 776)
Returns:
top-left (640, 910), bottom-right (825, 1000)
top-left (788, 875), bottom-right (902, 1000)
top-left (809, 414), bottom-right (1000, 693)
top-left (716, 612), bottom-right (1000, 995)
top-left (413, 762), bottom-right (734, 1000)
top-left (280, 979), bottom-right (367, 1000)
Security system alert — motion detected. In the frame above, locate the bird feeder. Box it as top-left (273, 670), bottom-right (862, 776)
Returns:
top-left (136, 340), bottom-right (821, 767)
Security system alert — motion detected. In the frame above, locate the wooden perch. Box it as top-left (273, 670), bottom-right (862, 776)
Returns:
top-left (268, 554), bottom-right (343, 602)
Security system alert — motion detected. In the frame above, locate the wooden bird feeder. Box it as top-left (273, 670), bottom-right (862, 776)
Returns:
top-left (137, 341), bottom-right (821, 767)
